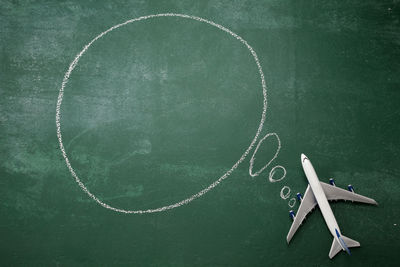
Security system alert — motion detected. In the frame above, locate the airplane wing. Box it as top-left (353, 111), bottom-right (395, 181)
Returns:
top-left (287, 185), bottom-right (318, 243)
top-left (320, 182), bottom-right (378, 205)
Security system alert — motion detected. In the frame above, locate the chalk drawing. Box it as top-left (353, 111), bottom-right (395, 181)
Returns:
top-left (269, 165), bottom-right (286, 183)
top-left (249, 133), bottom-right (280, 177)
top-left (288, 197), bottom-right (296, 208)
top-left (249, 132), bottom-right (286, 184)
top-left (280, 186), bottom-right (291, 200)
top-left (247, 132), bottom-right (292, 207)
top-left (56, 13), bottom-right (269, 214)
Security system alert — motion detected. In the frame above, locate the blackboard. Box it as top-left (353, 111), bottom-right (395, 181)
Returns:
top-left (1, 0), bottom-right (399, 266)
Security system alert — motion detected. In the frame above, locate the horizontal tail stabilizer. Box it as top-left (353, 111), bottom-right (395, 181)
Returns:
top-left (341, 235), bottom-right (360, 248)
top-left (329, 238), bottom-right (342, 259)
top-left (329, 235), bottom-right (360, 259)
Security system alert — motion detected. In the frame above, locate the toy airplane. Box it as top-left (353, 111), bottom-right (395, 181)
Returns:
top-left (287, 154), bottom-right (378, 259)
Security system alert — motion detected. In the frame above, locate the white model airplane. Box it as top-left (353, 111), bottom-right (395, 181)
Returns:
top-left (287, 154), bottom-right (378, 259)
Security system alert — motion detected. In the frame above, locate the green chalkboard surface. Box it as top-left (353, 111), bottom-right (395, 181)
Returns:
top-left (1, 0), bottom-right (399, 266)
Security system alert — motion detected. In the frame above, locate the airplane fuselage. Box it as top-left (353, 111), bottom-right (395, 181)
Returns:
top-left (301, 154), bottom-right (342, 243)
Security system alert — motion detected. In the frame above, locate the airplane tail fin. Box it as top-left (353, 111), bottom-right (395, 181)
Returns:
top-left (329, 235), bottom-right (360, 259)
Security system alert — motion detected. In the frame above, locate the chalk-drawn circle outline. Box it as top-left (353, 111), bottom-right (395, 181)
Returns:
top-left (280, 186), bottom-right (291, 200)
top-left (56, 13), bottom-right (268, 214)
top-left (288, 197), bottom-right (296, 208)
